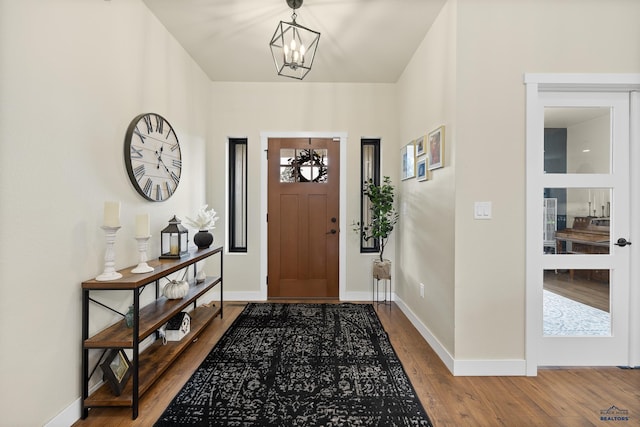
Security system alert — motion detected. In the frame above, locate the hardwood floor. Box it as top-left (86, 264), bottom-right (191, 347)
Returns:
top-left (544, 270), bottom-right (610, 312)
top-left (73, 301), bottom-right (640, 427)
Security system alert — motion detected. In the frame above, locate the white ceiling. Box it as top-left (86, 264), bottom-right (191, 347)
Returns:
top-left (544, 107), bottom-right (610, 128)
top-left (143, 0), bottom-right (447, 83)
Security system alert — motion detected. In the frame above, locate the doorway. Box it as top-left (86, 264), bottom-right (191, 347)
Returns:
top-left (525, 75), bottom-right (640, 373)
top-left (267, 137), bottom-right (339, 298)
top-left (259, 132), bottom-right (347, 300)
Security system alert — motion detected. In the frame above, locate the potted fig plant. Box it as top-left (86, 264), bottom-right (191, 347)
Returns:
top-left (358, 176), bottom-right (399, 279)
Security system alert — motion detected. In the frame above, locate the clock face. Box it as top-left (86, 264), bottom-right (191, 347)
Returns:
top-left (124, 113), bottom-right (182, 201)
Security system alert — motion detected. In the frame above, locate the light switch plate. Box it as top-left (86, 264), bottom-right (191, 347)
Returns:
top-left (474, 201), bottom-right (492, 219)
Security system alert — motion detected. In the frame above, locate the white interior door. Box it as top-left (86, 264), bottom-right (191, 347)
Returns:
top-left (528, 90), bottom-right (631, 367)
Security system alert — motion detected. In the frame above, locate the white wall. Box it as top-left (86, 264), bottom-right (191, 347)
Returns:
top-left (0, 1), bottom-right (211, 425)
top-left (566, 115), bottom-right (611, 175)
top-left (566, 115), bottom-right (611, 223)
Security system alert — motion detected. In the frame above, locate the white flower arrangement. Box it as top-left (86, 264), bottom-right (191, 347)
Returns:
top-left (184, 205), bottom-right (219, 231)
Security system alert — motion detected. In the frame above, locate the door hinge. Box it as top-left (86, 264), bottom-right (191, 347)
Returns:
top-left (265, 149), bottom-right (268, 160)
top-left (266, 213), bottom-right (268, 222)
top-left (266, 276), bottom-right (268, 285)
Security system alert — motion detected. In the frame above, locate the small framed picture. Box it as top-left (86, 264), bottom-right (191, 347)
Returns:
top-left (401, 141), bottom-right (415, 180)
top-left (428, 126), bottom-right (445, 170)
top-left (415, 135), bottom-right (426, 157)
top-left (417, 158), bottom-right (428, 181)
top-left (100, 349), bottom-right (131, 396)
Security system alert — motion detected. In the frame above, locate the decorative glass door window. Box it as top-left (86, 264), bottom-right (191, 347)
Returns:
top-left (229, 138), bottom-right (247, 252)
top-left (279, 148), bottom-right (328, 183)
top-left (360, 139), bottom-right (380, 253)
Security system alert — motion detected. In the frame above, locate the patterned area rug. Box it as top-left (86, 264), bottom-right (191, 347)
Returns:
top-left (543, 290), bottom-right (610, 336)
top-left (155, 303), bottom-right (433, 426)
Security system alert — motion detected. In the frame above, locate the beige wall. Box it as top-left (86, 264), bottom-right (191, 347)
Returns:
top-left (208, 82), bottom-right (399, 298)
top-left (395, 0), bottom-right (457, 355)
top-left (393, 0), bottom-right (640, 365)
top-left (453, 0), bottom-right (640, 360)
top-left (0, 1), bottom-right (211, 425)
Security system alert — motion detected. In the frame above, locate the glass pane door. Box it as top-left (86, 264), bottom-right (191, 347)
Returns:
top-left (543, 106), bottom-right (613, 335)
top-left (537, 92), bottom-right (630, 366)
top-left (544, 185), bottom-right (611, 336)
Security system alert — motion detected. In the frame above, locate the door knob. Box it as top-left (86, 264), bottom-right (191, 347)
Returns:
top-left (614, 238), bottom-right (632, 247)
top-left (326, 229), bottom-right (337, 234)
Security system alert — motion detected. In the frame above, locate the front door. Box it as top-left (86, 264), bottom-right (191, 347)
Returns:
top-left (267, 137), bottom-right (340, 298)
top-left (529, 90), bottom-right (632, 366)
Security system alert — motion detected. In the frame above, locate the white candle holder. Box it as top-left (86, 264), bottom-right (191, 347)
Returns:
top-left (132, 235), bottom-right (154, 274)
top-left (195, 263), bottom-right (206, 283)
top-left (96, 226), bottom-right (123, 281)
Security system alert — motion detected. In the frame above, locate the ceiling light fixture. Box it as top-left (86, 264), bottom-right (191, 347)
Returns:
top-left (269, 0), bottom-right (320, 80)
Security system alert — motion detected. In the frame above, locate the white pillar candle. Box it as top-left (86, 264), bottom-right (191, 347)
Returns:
top-left (135, 213), bottom-right (150, 238)
top-left (103, 201), bottom-right (120, 227)
top-left (170, 234), bottom-right (179, 255)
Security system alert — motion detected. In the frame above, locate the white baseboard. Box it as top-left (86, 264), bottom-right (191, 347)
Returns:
top-left (453, 359), bottom-right (526, 376)
top-left (394, 297), bottom-right (455, 374)
top-left (45, 398), bottom-right (81, 427)
top-left (341, 291), bottom-right (395, 301)
top-left (222, 291), bottom-right (395, 303)
top-left (222, 291), bottom-right (265, 301)
top-left (394, 296), bottom-right (526, 376)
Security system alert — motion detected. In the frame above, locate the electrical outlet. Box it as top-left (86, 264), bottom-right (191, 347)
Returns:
top-left (419, 283), bottom-right (425, 298)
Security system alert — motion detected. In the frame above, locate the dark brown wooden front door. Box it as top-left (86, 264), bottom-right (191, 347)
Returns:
top-left (267, 137), bottom-right (339, 298)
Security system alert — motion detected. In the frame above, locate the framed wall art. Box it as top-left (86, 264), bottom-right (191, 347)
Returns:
top-left (415, 135), bottom-right (426, 157)
top-left (427, 125), bottom-right (445, 170)
top-left (100, 348), bottom-right (131, 396)
top-left (401, 141), bottom-right (415, 180)
top-left (417, 157), bottom-right (428, 181)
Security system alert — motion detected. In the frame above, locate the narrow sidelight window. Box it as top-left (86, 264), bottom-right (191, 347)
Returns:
top-left (360, 139), bottom-right (380, 253)
top-left (229, 138), bottom-right (247, 252)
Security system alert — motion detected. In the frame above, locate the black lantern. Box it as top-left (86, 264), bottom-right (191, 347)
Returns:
top-left (269, 0), bottom-right (320, 80)
top-left (160, 215), bottom-right (189, 259)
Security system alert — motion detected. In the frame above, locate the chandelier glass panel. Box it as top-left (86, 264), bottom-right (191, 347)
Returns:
top-left (269, 0), bottom-right (320, 80)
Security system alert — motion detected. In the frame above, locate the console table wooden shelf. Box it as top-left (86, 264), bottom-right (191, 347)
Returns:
top-left (81, 246), bottom-right (223, 420)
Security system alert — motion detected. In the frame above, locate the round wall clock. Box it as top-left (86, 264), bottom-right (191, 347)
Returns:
top-left (124, 113), bottom-right (182, 201)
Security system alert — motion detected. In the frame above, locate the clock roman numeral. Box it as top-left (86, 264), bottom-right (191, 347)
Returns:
top-left (143, 115), bottom-right (153, 134)
top-left (170, 171), bottom-right (180, 186)
top-left (170, 143), bottom-right (179, 152)
top-left (143, 178), bottom-right (153, 197)
top-left (166, 128), bottom-right (176, 141)
top-left (156, 184), bottom-right (163, 201)
top-left (133, 126), bottom-right (146, 144)
top-left (130, 145), bottom-right (143, 159)
top-left (165, 181), bottom-right (173, 198)
top-left (172, 159), bottom-right (182, 168)
top-left (155, 114), bottom-right (163, 134)
top-left (133, 164), bottom-right (145, 180)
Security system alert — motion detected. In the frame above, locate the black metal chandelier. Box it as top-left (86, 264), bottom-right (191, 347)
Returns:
top-left (269, 0), bottom-right (320, 80)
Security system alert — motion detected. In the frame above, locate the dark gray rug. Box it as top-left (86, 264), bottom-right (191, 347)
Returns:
top-left (155, 303), bottom-right (433, 426)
